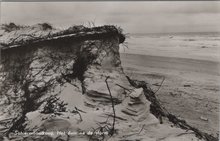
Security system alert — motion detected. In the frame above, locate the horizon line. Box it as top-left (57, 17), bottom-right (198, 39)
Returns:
top-left (131, 31), bottom-right (220, 34)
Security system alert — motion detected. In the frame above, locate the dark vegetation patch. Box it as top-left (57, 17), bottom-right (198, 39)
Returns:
top-left (41, 95), bottom-right (67, 114)
top-left (37, 23), bottom-right (53, 30)
top-left (1, 23), bottom-right (24, 32)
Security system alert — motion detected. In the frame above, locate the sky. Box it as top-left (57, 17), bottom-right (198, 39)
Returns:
top-left (0, 1), bottom-right (220, 33)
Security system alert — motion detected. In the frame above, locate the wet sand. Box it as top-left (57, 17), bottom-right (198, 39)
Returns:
top-left (120, 53), bottom-right (220, 136)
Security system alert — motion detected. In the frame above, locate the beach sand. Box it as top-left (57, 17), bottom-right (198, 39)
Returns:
top-left (120, 53), bottom-right (220, 136)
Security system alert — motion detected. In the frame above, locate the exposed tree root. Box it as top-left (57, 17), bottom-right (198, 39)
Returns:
top-left (105, 76), bottom-right (116, 136)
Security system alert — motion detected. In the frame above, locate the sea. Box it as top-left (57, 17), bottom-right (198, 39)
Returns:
top-left (119, 32), bottom-right (220, 62)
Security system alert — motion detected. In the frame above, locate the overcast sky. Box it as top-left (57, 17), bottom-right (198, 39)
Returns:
top-left (1, 2), bottom-right (220, 33)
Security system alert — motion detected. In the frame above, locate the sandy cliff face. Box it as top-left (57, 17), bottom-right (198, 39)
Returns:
top-left (0, 24), bottom-right (210, 141)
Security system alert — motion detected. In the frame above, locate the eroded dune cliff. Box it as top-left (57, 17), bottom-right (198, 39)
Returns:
top-left (0, 23), bottom-right (217, 141)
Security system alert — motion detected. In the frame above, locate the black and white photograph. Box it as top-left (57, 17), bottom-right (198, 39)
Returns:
top-left (0, 1), bottom-right (219, 141)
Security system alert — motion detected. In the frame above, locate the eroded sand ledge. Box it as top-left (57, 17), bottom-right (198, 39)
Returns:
top-left (0, 23), bottom-right (217, 141)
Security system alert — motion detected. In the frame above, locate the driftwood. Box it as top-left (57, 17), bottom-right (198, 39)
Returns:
top-left (126, 75), bottom-right (218, 141)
